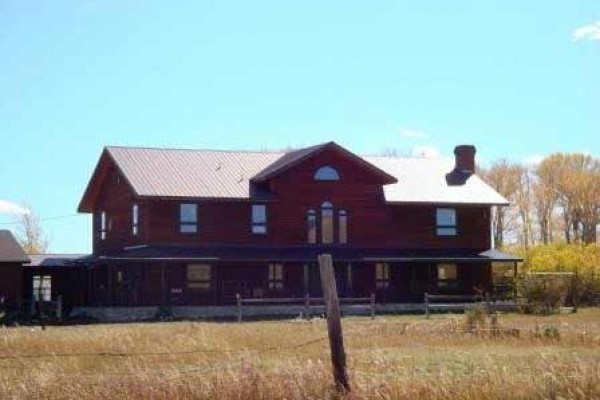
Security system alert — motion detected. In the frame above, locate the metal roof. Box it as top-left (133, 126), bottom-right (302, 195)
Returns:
top-left (24, 254), bottom-right (89, 267)
top-left (87, 245), bottom-right (519, 263)
top-left (103, 144), bottom-right (508, 205)
top-left (0, 230), bottom-right (29, 263)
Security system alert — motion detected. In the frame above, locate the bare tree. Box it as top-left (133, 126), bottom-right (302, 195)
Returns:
top-left (514, 165), bottom-right (535, 247)
top-left (17, 209), bottom-right (49, 254)
top-left (480, 160), bottom-right (522, 247)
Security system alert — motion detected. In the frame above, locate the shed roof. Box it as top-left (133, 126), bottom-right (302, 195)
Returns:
top-left (0, 230), bottom-right (29, 263)
top-left (79, 142), bottom-right (508, 211)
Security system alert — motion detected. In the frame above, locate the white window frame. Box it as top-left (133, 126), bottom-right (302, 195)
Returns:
top-left (132, 203), bottom-right (139, 236)
top-left (268, 263), bottom-right (284, 291)
top-left (187, 264), bottom-right (211, 290)
top-left (252, 204), bottom-right (267, 234)
top-left (437, 263), bottom-right (458, 289)
top-left (307, 209), bottom-right (317, 244)
top-left (33, 275), bottom-right (52, 302)
top-left (180, 203), bottom-right (198, 234)
top-left (375, 263), bottom-right (390, 290)
top-left (338, 209), bottom-right (348, 244)
top-left (321, 201), bottom-right (334, 244)
top-left (436, 208), bottom-right (457, 236)
top-left (100, 211), bottom-right (107, 240)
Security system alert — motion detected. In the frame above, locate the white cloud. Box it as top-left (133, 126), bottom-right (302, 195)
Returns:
top-left (399, 128), bottom-right (428, 139)
top-left (572, 20), bottom-right (600, 42)
top-left (523, 154), bottom-right (545, 165)
top-left (411, 145), bottom-right (441, 158)
top-left (0, 199), bottom-right (29, 216)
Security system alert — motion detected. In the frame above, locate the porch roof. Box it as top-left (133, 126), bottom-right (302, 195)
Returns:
top-left (86, 246), bottom-right (522, 264)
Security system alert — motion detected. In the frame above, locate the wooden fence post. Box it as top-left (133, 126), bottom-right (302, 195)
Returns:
top-left (370, 293), bottom-right (375, 319)
top-left (236, 293), bottom-right (242, 323)
top-left (424, 292), bottom-right (429, 319)
top-left (318, 254), bottom-right (350, 393)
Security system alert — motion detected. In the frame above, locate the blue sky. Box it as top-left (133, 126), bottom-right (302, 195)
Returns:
top-left (0, 1), bottom-right (598, 253)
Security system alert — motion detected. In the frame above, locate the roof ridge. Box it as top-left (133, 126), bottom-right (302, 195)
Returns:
top-left (106, 144), bottom-right (288, 155)
top-left (105, 144), bottom-right (451, 162)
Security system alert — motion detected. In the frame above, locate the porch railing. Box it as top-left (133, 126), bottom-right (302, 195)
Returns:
top-left (236, 293), bottom-right (375, 322)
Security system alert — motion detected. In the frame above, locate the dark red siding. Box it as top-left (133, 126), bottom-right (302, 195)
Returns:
top-left (0, 263), bottom-right (23, 307)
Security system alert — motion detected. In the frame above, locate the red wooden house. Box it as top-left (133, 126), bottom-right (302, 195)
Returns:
top-left (73, 141), bottom-right (519, 310)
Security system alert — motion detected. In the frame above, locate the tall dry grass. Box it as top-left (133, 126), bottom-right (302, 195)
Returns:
top-left (1, 309), bottom-right (600, 399)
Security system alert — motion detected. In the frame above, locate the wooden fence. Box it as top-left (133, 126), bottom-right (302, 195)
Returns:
top-left (236, 293), bottom-right (375, 322)
top-left (424, 292), bottom-right (517, 318)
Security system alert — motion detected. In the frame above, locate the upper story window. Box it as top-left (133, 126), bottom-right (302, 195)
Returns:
top-left (436, 208), bottom-right (457, 236)
top-left (314, 166), bottom-right (340, 181)
top-left (307, 209), bottom-right (317, 244)
top-left (252, 204), bottom-right (267, 234)
top-left (132, 204), bottom-right (139, 236)
top-left (180, 203), bottom-right (198, 233)
top-left (338, 210), bottom-right (348, 244)
top-left (100, 211), bottom-right (107, 240)
top-left (321, 201), bottom-right (334, 244)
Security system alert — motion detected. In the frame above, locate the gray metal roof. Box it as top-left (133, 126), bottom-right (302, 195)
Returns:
top-left (0, 230), bottom-right (29, 263)
top-left (24, 254), bottom-right (89, 267)
top-left (105, 145), bottom-right (508, 205)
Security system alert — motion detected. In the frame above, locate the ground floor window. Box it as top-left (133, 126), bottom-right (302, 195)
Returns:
top-left (375, 263), bottom-right (390, 289)
top-left (437, 263), bottom-right (458, 288)
top-left (187, 264), bottom-right (211, 290)
top-left (268, 263), bottom-right (284, 290)
top-left (32, 275), bottom-right (51, 301)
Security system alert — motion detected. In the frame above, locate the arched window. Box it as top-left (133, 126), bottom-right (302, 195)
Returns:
top-left (321, 202), bottom-right (334, 244)
top-left (314, 166), bottom-right (340, 181)
top-left (307, 209), bottom-right (317, 244)
top-left (338, 210), bottom-right (348, 244)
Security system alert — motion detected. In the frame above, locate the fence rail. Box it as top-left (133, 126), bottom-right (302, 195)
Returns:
top-left (236, 293), bottom-right (376, 322)
top-left (424, 292), bottom-right (517, 317)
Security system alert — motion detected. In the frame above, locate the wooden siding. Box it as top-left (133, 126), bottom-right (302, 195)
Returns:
top-left (90, 147), bottom-right (491, 254)
top-left (0, 263), bottom-right (23, 307)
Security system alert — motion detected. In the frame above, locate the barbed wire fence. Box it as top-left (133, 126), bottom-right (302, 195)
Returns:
top-left (0, 321), bottom-right (599, 385)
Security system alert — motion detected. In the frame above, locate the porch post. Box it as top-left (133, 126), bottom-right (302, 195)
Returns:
top-left (213, 263), bottom-right (219, 305)
top-left (107, 263), bottom-right (114, 306)
top-left (161, 263), bottom-right (166, 306)
top-left (513, 261), bottom-right (518, 300)
top-left (346, 263), bottom-right (353, 296)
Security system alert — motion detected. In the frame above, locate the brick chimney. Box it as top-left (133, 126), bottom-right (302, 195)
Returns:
top-left (454, 145), bottom-right (476, 174)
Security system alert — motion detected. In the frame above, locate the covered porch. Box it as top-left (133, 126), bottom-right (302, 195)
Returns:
top-left (80, 246), bottom-right (520, 309)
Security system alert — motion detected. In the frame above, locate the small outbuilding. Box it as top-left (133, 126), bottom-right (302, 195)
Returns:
top-left (0, 230), bottom-right (29, 308)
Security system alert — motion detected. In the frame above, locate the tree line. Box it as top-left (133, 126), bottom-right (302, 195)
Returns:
top-left (480, 153), bottom-right (600, 247)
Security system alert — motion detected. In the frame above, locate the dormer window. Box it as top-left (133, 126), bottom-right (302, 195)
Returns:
top-left (314, 166), bottom-right (340, 181)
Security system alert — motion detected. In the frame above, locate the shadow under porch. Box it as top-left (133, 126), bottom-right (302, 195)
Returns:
top-left (83, 261), bottom-right (497, 307)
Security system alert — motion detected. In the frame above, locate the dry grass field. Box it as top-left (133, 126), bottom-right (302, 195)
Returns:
top-left (1, 309), bottom-right (600, 399)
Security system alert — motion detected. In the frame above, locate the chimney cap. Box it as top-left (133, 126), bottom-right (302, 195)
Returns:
top-left (454, 144), bottom-right (476, 155)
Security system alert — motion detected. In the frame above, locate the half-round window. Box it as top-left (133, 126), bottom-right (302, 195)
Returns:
top-left (314, 166), bottom-right (340, 181)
